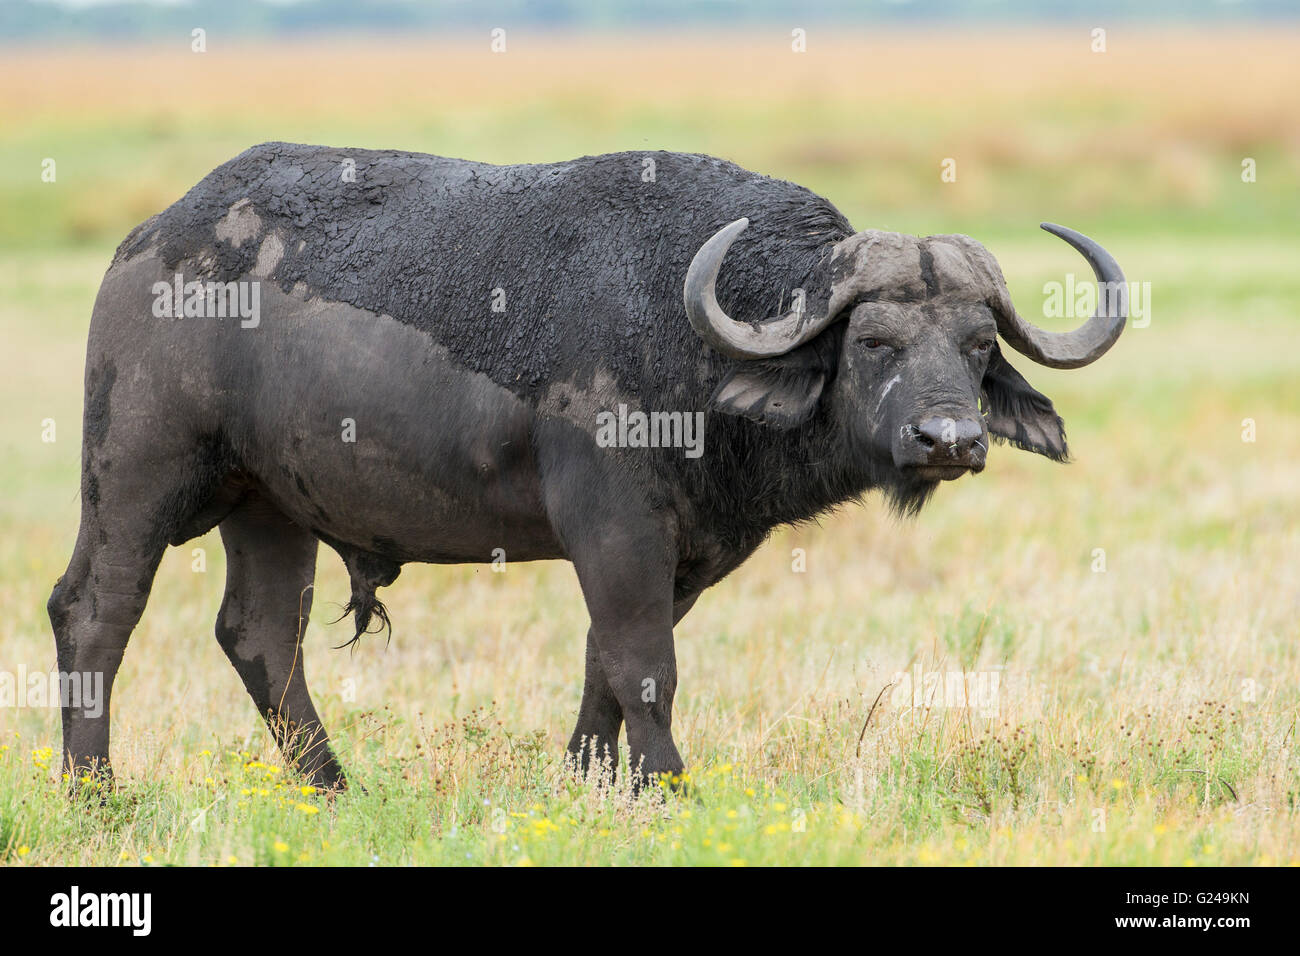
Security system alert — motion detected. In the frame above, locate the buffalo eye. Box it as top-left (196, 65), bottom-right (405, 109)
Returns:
top-left (973, 339), bottom-right (994, 354)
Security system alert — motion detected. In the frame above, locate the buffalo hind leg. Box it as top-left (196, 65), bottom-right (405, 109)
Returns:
top-left (49, 437), bottom-right (225, 788)
top-left (49, 525), bottom-right (167, 789)
top-left (216, 497), bottom-right (346, 790)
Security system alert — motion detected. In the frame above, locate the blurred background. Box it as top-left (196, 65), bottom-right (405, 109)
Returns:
top-left (1, 1), bottom-right (1298, 864)
top-left (4, 1), bottom-right (1300, 246)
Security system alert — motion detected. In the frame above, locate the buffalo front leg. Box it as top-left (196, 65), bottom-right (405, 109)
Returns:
top-left (567, 593), bottom-right (698, 779)
top-left (570, 536), bottom-right (686, 789)
top-left (539, 421), bottom-right (687, 789)
top-left (216, 497), bottom-right (346, 791)
top-left (566, 627), bottom-right (624, 777)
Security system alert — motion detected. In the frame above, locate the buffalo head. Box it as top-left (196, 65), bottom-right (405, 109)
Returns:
top-left (684, 219), bottom-right (1127, 491)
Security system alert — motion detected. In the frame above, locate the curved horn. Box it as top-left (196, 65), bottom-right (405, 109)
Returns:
top-left (683, 218), bottom-right (838, 360)
top-left (996, 223), bottom-right (1128, 369)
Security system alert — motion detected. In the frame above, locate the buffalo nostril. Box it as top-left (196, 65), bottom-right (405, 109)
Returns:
top-left (899, 423), bottom-right (933, 448)
top-left (914, 417), bottom-right (984, 458)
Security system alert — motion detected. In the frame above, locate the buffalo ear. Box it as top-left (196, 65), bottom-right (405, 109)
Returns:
top-left (709, 332), bottom-right (837, 428)
top-left (710, 328), bottom-right (841, 428)
top-left (711, 362), bottom-right (825, 428)
top-left (981, 344), bottom-right (1069, 461)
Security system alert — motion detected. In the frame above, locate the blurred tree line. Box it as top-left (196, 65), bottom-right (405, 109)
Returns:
top-left (2, 0), bottom-right (1296, 42)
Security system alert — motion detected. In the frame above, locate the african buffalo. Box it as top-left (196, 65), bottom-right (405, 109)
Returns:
top-left (50, 143), bottom-right (1126, 789)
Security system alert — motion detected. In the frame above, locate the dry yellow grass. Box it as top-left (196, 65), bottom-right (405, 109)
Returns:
top-left (4, 30), bottom-right (1299, 129)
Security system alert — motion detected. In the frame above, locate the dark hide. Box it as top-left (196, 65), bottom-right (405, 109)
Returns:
top-left (118, 144), bottom-right (892, 554)
top-left (124, 144), bottom-right (850, 405)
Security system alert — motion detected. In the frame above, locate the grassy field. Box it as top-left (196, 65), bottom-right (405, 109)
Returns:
top-left (1, 29), bottom-right (1298, 866)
